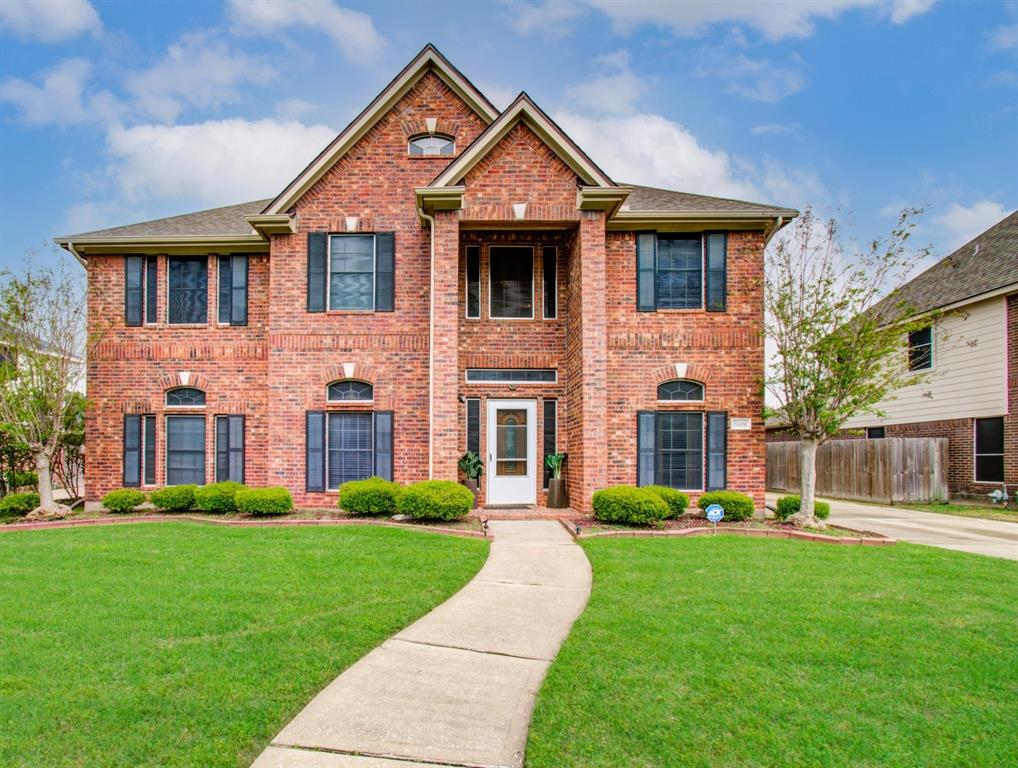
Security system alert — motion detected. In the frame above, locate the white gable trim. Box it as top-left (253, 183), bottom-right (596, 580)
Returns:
top-left (263, 45), bottom-right (499, 216)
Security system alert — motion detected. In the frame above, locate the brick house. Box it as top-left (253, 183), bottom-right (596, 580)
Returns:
top-left (768, 211), bottom-right (1018, 500)
top-left (57, 45), bottom-right (796, 513)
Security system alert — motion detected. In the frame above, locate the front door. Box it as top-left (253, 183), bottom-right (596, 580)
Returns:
top-left (486, 399), bottom-right (537, 505)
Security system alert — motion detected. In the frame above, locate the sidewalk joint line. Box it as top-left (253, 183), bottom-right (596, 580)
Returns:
top-left (269, 742), bottom-right (502, 768)
top-left (391, 636), bottom-right (551, 662)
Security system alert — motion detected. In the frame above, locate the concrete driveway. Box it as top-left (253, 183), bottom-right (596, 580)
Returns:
top-left (767, 493), bottom-right (1018, 560)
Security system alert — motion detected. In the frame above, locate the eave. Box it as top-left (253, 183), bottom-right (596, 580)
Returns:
top-left (606, 208), bottom-right (799, 233)
top-left (53, 234), bottom-right (269, 257)
top-left (578, 186), bottom-right (633, 219)
top-left (415, 186), bottom-right (465, 217)
top-left (245, 213), bottom-right (296, 237)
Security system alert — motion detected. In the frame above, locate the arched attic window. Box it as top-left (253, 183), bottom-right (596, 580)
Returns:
top-left (166, 387), bottom-right (206, 407)
top-left (408, 134), bottom-right (455, 156)
top-left (657, 380), bottom-right (704, 402)
top-left (327, 380), bottom-right (374, 403)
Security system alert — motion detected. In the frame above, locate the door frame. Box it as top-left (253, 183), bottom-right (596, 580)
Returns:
top-left (486, 398), bottom-right (537, 504)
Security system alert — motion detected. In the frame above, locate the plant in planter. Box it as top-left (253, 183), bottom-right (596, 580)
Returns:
top-left (545, 452), bottom-right (568, 508)
top-left (457, 451), bottom-right (484, 508)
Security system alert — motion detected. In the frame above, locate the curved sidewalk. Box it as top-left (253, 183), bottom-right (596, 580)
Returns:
top-left (251, 520), bottom-right (591, 768)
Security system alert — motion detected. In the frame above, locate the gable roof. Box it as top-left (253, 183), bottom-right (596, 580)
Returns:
top-left (429, 92), bottom-right (615, 189)
top-left (621, 185), bottom-right (792, 214)
top-left (262, 44), bottom-right (499, 216)
top-left (57, 199), bottom-right (270, 240)
top-left (878, 210), bottom-right (1018, 317)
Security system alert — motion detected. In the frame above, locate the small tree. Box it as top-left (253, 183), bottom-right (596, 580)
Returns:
top-left (53, 391), bottom-right (86, 501)
top-left (765, 208), bottom-right (931, 527)
top-left (0, 261), bottom-right (98, 516)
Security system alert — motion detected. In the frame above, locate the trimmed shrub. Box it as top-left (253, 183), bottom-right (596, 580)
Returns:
top-left (592, 485), bottom-right (670, 526)
top-left (697, 490), bottom-right (756, 522)
top-left (149, 485), bottom-right (197, 513)
top-left (236, 486), bottom-right (293, 516)
top-left (6, 470), bottom-right (38, 491)
top-left (0, 492), bottom-right (40, 517)
top-left (102, 488), bottom-right (146, 514)
top-left (644, 485), bottom-right (689, 518)
top-left (397, 480), bottom-right (473, 521)
top-left (194, 481), bottom-right (246, 514)
top-left (775, 495), bottom-right (831, 521)
top-left (339, 477), bottom-right (401, 516)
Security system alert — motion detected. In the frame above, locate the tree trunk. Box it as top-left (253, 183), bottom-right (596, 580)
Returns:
top-left (791, 438), bottom-right (821, 528)
top-left (35, 450), bottom-right (56, 508)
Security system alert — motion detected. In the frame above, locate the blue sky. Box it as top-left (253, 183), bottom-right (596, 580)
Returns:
top-left (1, 0), bottom-right (1016, 273)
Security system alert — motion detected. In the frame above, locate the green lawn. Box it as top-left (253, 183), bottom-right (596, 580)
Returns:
top-left (0, 524), bottom-right (487, 767)
top-left (527, 537), bottom-right (1018, 768)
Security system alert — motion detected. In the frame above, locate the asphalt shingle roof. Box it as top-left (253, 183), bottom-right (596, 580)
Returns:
top-left (880, 210), bottom-right (1018, 315)
top-left (59, 199), bottom-right (272, 240)
top-left (622, 184), bottom-right (791, 213)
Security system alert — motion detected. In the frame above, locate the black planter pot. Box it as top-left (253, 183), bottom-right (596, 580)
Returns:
top-left (546, 477), bottom-right (568, 509)
top-left (464, 479), bottom-right (479, 508)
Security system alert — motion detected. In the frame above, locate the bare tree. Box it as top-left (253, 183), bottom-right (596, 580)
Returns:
top-left (0, 260), bottom-right (98, 516)
top-left (765, 208), bottom-right (931, 527)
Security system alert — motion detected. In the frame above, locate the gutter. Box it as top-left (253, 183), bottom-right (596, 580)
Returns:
top-left (65, 241), bottom-right (86, 268)
top-left (418, 206), bottom-right (436, 479)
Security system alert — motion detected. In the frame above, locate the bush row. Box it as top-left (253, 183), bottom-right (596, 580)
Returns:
top-left (591, 485), bottom-right (756, 525)
top-left (101, 482), bottom-right (293, 516)
top-left (0, 492), bottom-right (41, 517)
top-left (775, 495), bottom-right (831, 521)
top-left (339, 477), bottom-right (472, 521)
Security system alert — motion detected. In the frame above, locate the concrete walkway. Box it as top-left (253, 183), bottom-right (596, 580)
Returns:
top-left (251, 521), bottom-right (591, 768)
top-left (767, 493), bottom-right (1018, 560)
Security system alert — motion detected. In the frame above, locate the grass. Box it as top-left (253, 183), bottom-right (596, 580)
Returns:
top-left (527, 536), bottom-right (1018, 768)
top-left (0, 523), bottom-right (488, 767)
top-left (893, 501), bottom-right (1018, 524)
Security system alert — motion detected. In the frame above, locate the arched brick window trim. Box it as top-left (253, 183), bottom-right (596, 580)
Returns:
top-left (158, 372), bottom-right (210, 392)
top-left (400, 117), bottom-right (460, 140)
top-left (322, 364), bottom-right (376, 386)
top-left (651, 363), bottom-right (715, 387)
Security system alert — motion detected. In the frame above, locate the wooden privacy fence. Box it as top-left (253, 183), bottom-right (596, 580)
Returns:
top-left (767, 437), bottom-right (949, 503)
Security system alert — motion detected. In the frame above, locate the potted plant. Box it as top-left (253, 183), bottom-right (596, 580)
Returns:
top-left (545, 452), bottom-right (568, 509)
top-left (457, 450), bottom-right (484, 508)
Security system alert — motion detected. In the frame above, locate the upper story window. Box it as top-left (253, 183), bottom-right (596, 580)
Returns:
top-left (409, 134), bottom-right (454, 156)
top-left (218, 255), bottom-right (248, 326)
top-left (637, 232), bottom-right (727, 312)
top-left (908, 326), bottom-right (932, 371)
top-left (166, 387), bottom-right (206, 407)
top-left (125, 255), bottom-right (158, 326)
top-left (489, 246), bottom-right (534, 319)
top-left (307, 232), bottom-right (394, 313)
top-left (658, 380), bottom-right (705, 401)
top-left (168, 256), bottom-right (208, 324)
top-left (327, 380), bottom-right (374, 403)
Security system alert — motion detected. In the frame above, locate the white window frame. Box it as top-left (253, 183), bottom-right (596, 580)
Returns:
top-left (326, 380), bottom-right (374, 405)
top-left (488, 245), bottom-right (535, 320)
top-left (907, 324), bottom-right (934, 372)
top-left (654, 234), bottom-right (705, 311)
top-left (165, 255), bottom-right (210, 326)
top-left (973, 416), bottom-right (1005, 484)
top-left (465, 245), bottom-right (481, 320)
top-left (657, 410), bottom-right (706, 492)
top-left (464, 368), bottom-right (557, 385)
top-left (543, 246), bottom-right (558, 320)
top-left (164, 387), bottom-right (206, 409)
top-left (656, 379), bottom-right (705, 404)
top-left (408, 134), bottom-right (456, 157)
top-left (324, 410), bottom-right (375, 491)
top-left (164, 413), bottom-right (207, 487)
top-left (327, 234), bottom-right (376, 312)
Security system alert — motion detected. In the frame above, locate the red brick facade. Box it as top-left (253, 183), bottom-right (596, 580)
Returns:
top-left (82, 62), bottom-right (773, 514)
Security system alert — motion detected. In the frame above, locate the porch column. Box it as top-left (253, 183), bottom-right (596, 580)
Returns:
top-left (430, 209), bottom-right (460, 479)
top-left (566, 210), bottom-right (609, 512)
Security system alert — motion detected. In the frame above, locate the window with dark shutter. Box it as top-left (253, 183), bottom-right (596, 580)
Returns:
top-left (123, 415), bottom-right (141, 486)
top-left (374, 411), bottom-right (393, 481)
top-left (307, 232), bottom-right (327, 312)
top-left (329, 235), bottom-right (374, 310)
top-left (489, 246), bottom-right (533, 318)
top-left (656, 411), bottom-right (703, 490)
top-left (974, 416), bottom-right (1004, 483)
top-left (165, 415), bottom-right (205, 486)
top-left (543, 399), bottom-right (557, 489)
top-left (145, 256), bottom-right (158, 323)
top-left (466, 398), bottom-right (480, 455)
top-left (636, 233), bottom-right (656, 311)
top-left (125, 256), bottom-right (143, 326)
top-left (168, 256), bottom-right (208, 324)
top-left (215, 415), bottom-right (245, 483)
top-left (637, 411), bottom-right (656, 486)
top-left (543, 246), bottom-right (557, 319)
top-left (327, 412), bottom-right (373, 489)
top-left (705, 233), bottom-right (727, 312)
top-left (465, 246), bottom-right (480, 319)
top-left (143, 415), bottom-right (156, 485)
top-left (375, 232), bottom-right (394, 312)
top-left (218, 255), bottom-right (248, 325)
top-left (306, 411), bottom-right (325, 492)
top-left (706, 411), bottom-right (727, 490)
top-left (656, 235), bottom-right (702, 310)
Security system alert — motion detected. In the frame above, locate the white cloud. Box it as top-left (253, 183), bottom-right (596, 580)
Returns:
top-left (228, 0), bottom-right (384, 61)
top-left (125, 33), bottom-right (276, 124)
top-left (584, 0), bottom-right (935, 40)
top-left (0, 0), bottom-right (100, 42)
top-left (103, 118), bottom-right (336, 207)
top-left (0, 59), bottom-right (93, 124)
top-left (475, 81), bottom-right (515, 111)
top-left (987, 24), bottom-right (1018, 51)
top-left (275, 98), bottom-right (317, 120)
top-left (507, 1), bottom-right (585, 39)
top-left (934, 201), bottom-right (1010, 250)
top-left (567, 50), bottom-right (648, 114)
top-left (751, 122), bottom-right (799, 135)
top-left (696, 49), bottom-right (807, 102)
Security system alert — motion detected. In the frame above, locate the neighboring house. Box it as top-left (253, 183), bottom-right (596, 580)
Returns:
top-left (55, 45), bottom-right (795, 513)
top-left (836, 211), bottom-right (1017, 498)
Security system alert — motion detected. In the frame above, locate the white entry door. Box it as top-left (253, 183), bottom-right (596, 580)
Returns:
top-left (486, 399), bottom-right (537, 505)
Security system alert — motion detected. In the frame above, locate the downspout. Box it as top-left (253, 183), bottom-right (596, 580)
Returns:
top-left (419, 206), bottom-right (436, 479)
top-left (764, 216), bottom-right (784, 246)
top-left (66, 241), bottom-right (86, 268)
